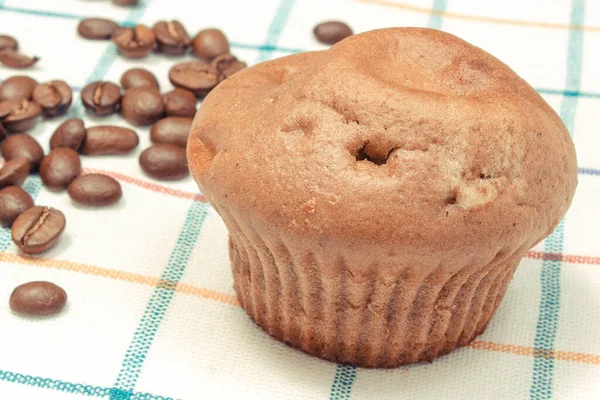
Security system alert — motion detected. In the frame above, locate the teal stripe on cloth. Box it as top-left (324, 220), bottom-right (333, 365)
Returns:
top-left (428, 0), bottom-right (448, 30)
top-left (330, 365), bottom-right (357, 400)
top-left (255, 0), bottom-right (298, 63)
top-left (530, 1), bottom-right (586, 399)
top-left (112, 201), bottom-right (209, 395)
top-left (0, 176), bottom-right (43, 252)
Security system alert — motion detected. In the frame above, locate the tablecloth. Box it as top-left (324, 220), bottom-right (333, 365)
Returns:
top-left (0, 0), bottom-right (598, 399)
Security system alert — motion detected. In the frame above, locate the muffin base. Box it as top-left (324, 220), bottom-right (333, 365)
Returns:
top-left (225, 216), bottom-right (520, 368)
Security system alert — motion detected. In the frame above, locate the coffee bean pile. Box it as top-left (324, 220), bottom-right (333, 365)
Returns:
top-left (1, 17), bottom-right (352, 317)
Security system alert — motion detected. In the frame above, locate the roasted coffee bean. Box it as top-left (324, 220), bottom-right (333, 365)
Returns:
top-left (11, 206), bottom-right (66, 254)
top-left (82, 125), bottom-right (139, 155)
top-left (169, 61), bottom-right (219, 97)
top-left (0, 49), bottom-right (39, 69)
top-left (0, 75), bottom-right (38, 101)
top-left (0, 99), bottom-right (41, 132)
top-left (211, 53), bottom-right (247, 80)
top-left (120, 68), bottom-right (159, 90)
top-left (150, 117), bottom-right (192, 148)
top-left (81, 81), bottom-right (121, 116)
top-left (161, 88), bottom-right (196, 118)
top-left (32, 80), bottom-right (72, 117)
top-left (153, 20), bottom-right (191, 55)
top-left (50, 118), bottom-right (86, 151)
top-left (112, 25), bottom-right (155, 58)
top-left (0, 158), bottom-right (30, 188)
top-left (112, 0), bottom-right (139, 5)
top-left (139, 144), bottom-right (189, 180)
top-left (1, 133), bottom-right (44, 171)
top-left (40, 148), bottom-right (81, 190)
top-left (68, 174), bottom-right (122, 207)
top-left (77, 18), bottom-right (119, 40)
top-left (192, 28), bottom-right (229, 61)
top-left (313, 21), bottom-right (353, 45)
top-left (0, 186), bottom-right (34, 227)
top-left (120, 86), bottom-right (164, 126)
top-left (9, 281), bottom-right (67, 316)
top-left (0, 35), bottom-right (18, 52)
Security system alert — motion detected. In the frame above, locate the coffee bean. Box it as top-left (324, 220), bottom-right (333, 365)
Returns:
top-left (193, 28), bottom-right (229, 61)
top-left (1, 133), bottom-right (44, 171)
top-left (139, 144), bottom-right (188, 180)
top-left (150, 117), bottom-right (192, 148)
top-left (313, 21), bottom-right (353, 45)
top-left (12, 206), bottom-right (66, 254)
top-left (0, 76), bottom-right (38, 101)
top-left (120, 87), bottom-right (164, 126)
top-left (162, 88), bottom-right (196, 118)
top-left (81, 81), bottom-right (121, 116)
top-left (50, 118), bottom-right (86, 151)
top-left (82, 125), bottom-right (139, 155)
top-left (153, 20), bottom-right (191, 55)
top-left (68, 174), bottom-right (122, 207)
top-left (0, 158), bottom-right (30, 188)
top-left (9, 281), bottom-right (67, 316)
top-left (211, 53), bottom-right (247, 80)
top-left (32, 80), bottom-right (72, 117)
top-left (0, 49), bottom-right (39, 69)
top-left (120, 68), bottom-right (159, 90)
top-left (40, 148), bottom-right (81, 191)
top-left (0, 186), bottom-right (33, 227)
top-left (0, 99), bottom-right (41, 132)
top-left (112, 0), bottom-right (139, 5)
top-left (169, 61), bottom-right (219, 97)
top-left (0, 35), bottom-right (18, 52)
top-left (112, 25), bottom-right (155, 58)
top-left (77, 18), bottom-right (119, 40)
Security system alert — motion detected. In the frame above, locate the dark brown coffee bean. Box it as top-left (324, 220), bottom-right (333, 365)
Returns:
top-left (32, 80), bottom-right (72, 117)
top-left (77, 18), bottom-right (119, 40)
top-left (0, 35), bottom-right (18, 52)
top-left (81, 81), bottom-right (121, 116)
top-left (1, 133), bottom-right (44, 171)
top-left (120, 68), bottom-right (159, 90)
top-left (153, 20), bottom-right (191, 55)
top-left (139, 144), bottom-right (188, 180)
top-left (12, 206), bottom-right (66, 254)
top-left (112, 25), bottom-right (155, 58)
top-left (82, 126), bottom-right (139, 155)
top-left (0, 158), bottom-right (30, 188)
top-left (9, 281), bottom-right (67, 316)
top-left (0, 99), bottom-right (41, 132)
top-left (0, 49), bottom-right (39, 69)
top-left (211, 53), bottom-right (247, 80)
top-left (50, 118), bottom-right (86, 151)
top-left (313, 21), bottom-right (353, 45)
top-left (120, 87), bottom-right (164, 126)
top-left (68, 174), bottom-right (122, 207)
top-left (150, 117), bottom-right (192, 148)
top-left (0, 186), bottom-right (33, 227)
top-left (169, 62), bottom-right (219, 97)
top-left (112, 0), bottom-right (139, 5)
top-left (193, 28), bottom-right (229, 61)
top-left (162, 88), bottom-right (196, 118)
top-left (40, 148), bottom-right (81, 191)
top-left (0, 76), bottom-right (38, 101)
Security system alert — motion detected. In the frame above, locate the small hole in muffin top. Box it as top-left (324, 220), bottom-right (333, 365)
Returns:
top-left (355, 144), bottom-right (392, 165)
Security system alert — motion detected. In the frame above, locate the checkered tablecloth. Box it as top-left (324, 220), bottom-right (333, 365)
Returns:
top-left (0, 0), bottom-right (598, 399)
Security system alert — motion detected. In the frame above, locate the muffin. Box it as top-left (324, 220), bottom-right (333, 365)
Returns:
top-left (187, 28), bottom-right (577, 367)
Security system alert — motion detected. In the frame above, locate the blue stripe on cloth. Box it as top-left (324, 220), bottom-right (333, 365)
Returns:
top-left (330, 365), bottom-right (357, 400)
top-left (428, 0), bottom-right (448, 30)
top-left (0, 176), bottom-right (43, 252)
top-left (255, 0), bottom-right (298, 63)
top-left (578, 167), bottom-right (600, 176)
top-left (530, 1), bottom-right (586, 399)
top-left (0, 368), bottom-right (179, 399)
top-left (112, 201), bottom-right (209, 395)
top-left (537, 88), bottom-right (600, 99)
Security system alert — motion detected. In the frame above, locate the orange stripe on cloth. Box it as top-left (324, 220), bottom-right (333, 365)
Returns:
top-left (354, 0), bottom-right (600, 32)
top-left (468, 341), bottom-right (600, 366)
top-left (525, 251), bottom-right (600, 266)
top-left (0, 252), bottom-right (238, 306)
top-left (82, 168), bottom-right (207, 202)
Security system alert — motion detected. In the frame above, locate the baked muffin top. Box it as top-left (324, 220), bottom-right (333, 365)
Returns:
top-left (188, 28), bottom-right (577, 262)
